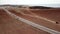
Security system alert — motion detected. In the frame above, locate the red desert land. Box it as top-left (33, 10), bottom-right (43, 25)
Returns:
top-left (0, 5), bottom-right (60, 34)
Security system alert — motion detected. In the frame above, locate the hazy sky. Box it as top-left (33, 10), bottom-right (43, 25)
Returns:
top-left (0, 0), bottom-right (60, 7)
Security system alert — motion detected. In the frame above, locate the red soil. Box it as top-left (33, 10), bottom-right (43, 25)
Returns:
top-left (0, 8), bottom-right (49, 34)
top-left (6, 8), bottom-right (60, 32)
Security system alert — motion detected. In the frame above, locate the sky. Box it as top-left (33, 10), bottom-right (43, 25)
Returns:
top-left (0, 0), bottom-right (60, 7)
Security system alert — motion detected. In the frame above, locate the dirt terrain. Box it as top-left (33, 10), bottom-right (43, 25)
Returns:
top-left (0, 6), bottom-right (60, 34)
top-left (0, 8), bottom-right (49, 34)
top-left (30, 9), bottom-right (60, 23)
top-left (6, 7), bottom-right (60, 31)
